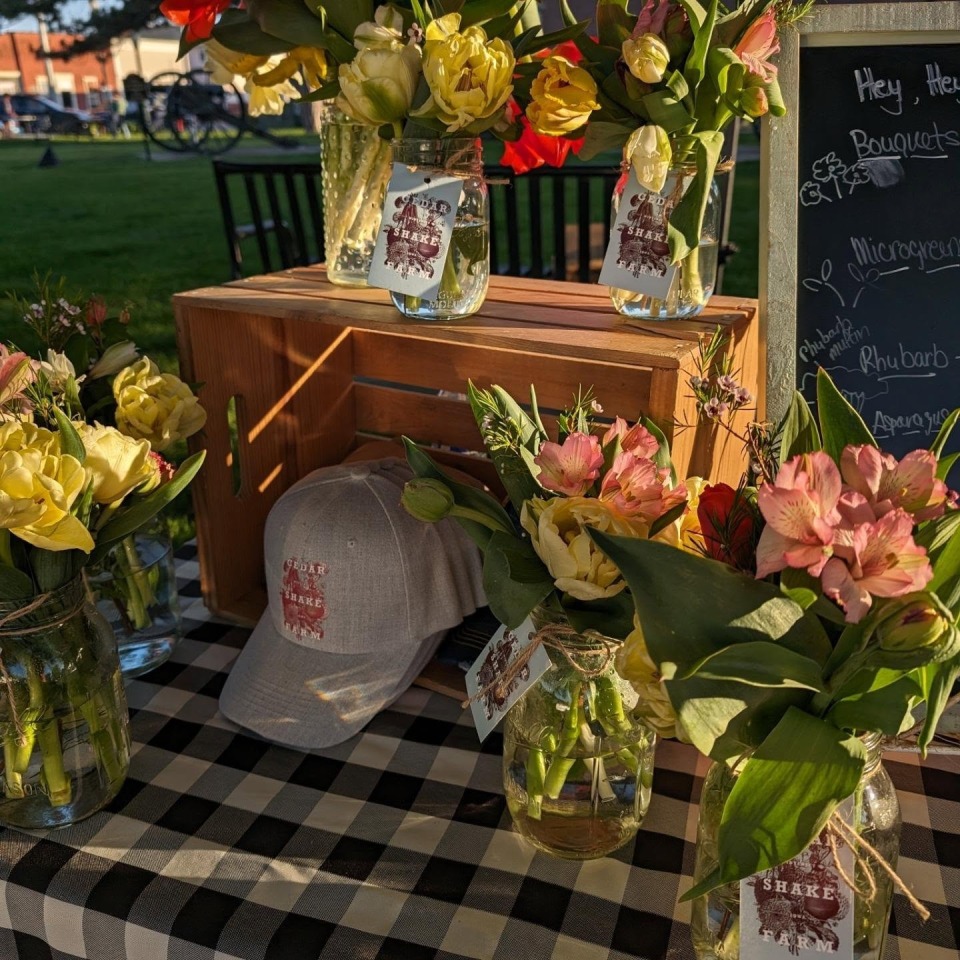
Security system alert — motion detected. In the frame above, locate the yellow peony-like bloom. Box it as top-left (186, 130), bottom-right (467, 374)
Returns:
top-left (0, 442), bottom-right (93, 553)
top-left (520, 496), bottom-right (647, 601)
top-left (78, 422), bottom-right (160, 505)
top-left (616, 616), bottom-right (684, 740)
top-left (113, 358), bottom-right (207, 453)
top-left (0, 420), bottom-right (59, 456)
top-left (413, 14), bottom-right (515, 133)
top-left (526, 56), bottom-right (599, 137)
top-left (622, 33), bottom-right (670, 85)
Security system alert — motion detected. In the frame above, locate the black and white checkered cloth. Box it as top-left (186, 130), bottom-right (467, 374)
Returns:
top-left (0, 544), bottom-right (957, 960)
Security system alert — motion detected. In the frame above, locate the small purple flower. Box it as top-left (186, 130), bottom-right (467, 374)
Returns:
top-left (408, 23), bottom-right (424, 43)
top-left (703, 397), bottom-right (730, 419)
top-left (689, 375), bottom-right (705, 391)
top-left (716, 374), bottom-right (738, 393)
top-left (734, 386), bottom-right (753, 405)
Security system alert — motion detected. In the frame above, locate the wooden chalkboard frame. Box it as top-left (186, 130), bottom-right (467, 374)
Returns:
top-left (760, 1), bottom-right (960, 421)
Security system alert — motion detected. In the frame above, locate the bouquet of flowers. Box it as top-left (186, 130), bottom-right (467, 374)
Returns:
top-left (591, 370), bottom-right (959, 951)
top-left (9, 278), bottom-right (207, 643)
top-left (0, 303), bottom-right (205, 819)
top-left (401, 383), bottom-right (699, 835)
top-left (513, 0), bottom-right (810, 302)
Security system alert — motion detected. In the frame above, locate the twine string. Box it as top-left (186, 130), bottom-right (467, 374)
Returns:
top-left (462, 622), bottom-right (617, 710)
top-left (827, 812), bottom-right (929, 921)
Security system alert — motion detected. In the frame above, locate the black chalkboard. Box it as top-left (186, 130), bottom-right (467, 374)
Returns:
top-left (796, 42), bottom-right (960, 456)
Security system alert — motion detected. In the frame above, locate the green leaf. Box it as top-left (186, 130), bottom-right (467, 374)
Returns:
top-left (677, 0), bottom-right (708, 32)
top-left (52, 407), bottom-right (85, 464)
top-left (665, 70), bottom-right (690, 103)
top-left (705, 47), bottom-right (745, 100)
top-left (459, 0), bottom-right (519, 27)
top-left (515, 20), bottom-right (589, 58)
top-left (649, 501), bottom-right (687, 539)
top-left (683, 709), bottom-right (866, 900)
top-left (561, 590), bottom-right (636, 641)
top-left (667, 130), bottom-right (725, 264)
top-left (559, 0), bottom-right (578, 27)
top-left (90, 452), bottom-right (206, 561)
top-left (0, 564), bottom-right (34, 601)
top-left (587, 533), bottom-right (833, 671)
top-left (322, 0), bottom-right (374, 45)
top-left (641, 417), bottom-right (677, 486)
top-left (211, 18), bottom-right (296, 56)
top-left (596, 0), bottom-right (634, 48)
top-left (778, 390), bottom-right (821, 464)
top-left (917, 653), bottom-right (960, 754)
top-left (683, 0), bottom-right (719, 92)
top-left (577, 120), bottom-right (634, 161)
top-left (931, 408), bottom-right (959, 459)
top-left (780, 567), bottom-right (845, 624)
top-left (765, 76), bottom-right (787, 117)
top-left (937, 451), bottom-right (959, 484)
top-left (246, 0), bottom-right (354, 62)
top-left (482, 532), bottom-right (553, 628)
top-left (681, 641), bottom-right (825, 692)
top-left (826, 674), bottom-right (922, 736)
top-left (816, 368), bottom-right (876, 463)
top-left (403, 437), bottom-right (515, 550)
top-left (640, 90), bottom-right (695, 134)
top-left (485, 2), bottom-right (531, 44)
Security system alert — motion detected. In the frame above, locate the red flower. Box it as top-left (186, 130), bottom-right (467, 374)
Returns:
top-left (697, 483), bottom-right (759, 572)
top-left (159, 0), bottom-right (230, 42)
top-left (498, 42), bottom-right (587, 175)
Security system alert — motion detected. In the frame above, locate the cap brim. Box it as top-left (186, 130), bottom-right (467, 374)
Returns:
top-left (219, 613), bottom-right (445, 750)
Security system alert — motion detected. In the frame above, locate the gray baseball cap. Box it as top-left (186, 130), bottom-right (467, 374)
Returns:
top-left (219, 458), bottom-right (485, 748)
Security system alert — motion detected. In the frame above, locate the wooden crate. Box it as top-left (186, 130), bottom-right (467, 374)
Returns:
top-left (175, 268), bottom-right (760, 626)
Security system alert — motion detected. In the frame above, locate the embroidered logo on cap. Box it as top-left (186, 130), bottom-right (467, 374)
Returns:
top-left (281, 558), bottom-right (329, 640)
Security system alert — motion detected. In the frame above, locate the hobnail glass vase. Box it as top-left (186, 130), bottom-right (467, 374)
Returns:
top-left (86, 528), bottom-right (183, 679)
top-left (0, 577), bottom-right (131, 828)
top-left (319, 106), bottom-right (393, 287)
top-left (690, 735), bottom-right (901, 960)
top-left (609, 165), bottom-right (726, 321)
top-left (502, 606), bottom-right (656, 860)
top-left (388, 137), bottom-right (490, 321)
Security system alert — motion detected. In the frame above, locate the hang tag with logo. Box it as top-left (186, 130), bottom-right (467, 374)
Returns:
top-left (367, 163), bottom-right (462, 301)
top-left (465, 618), bottom-right (551, 743)
top-left (739, 799), bottom-right (855, 960)
top-left (598, 169), bottom-right (678, 301)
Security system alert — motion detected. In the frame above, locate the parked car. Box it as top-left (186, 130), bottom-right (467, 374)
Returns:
top-left (0, 95), bottom-right (95, 135)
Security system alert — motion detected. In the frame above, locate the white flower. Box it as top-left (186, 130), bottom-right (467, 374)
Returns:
top-left (88, 341), bottom-right (139, 380)
top-left (40, 350), bottom-right (82, 392)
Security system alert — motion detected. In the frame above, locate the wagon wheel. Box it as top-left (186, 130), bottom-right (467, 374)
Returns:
top-left (143, 70), bottom-right (246, 155)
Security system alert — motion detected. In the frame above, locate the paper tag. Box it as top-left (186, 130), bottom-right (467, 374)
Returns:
top-left (367, 163), bottom-right (462, 301)
top-left (739, 800), bottom-right (855, 959)
top-left (464, 617), bottom-right (551, 742)
top-left (599, 169), bottom-right (678, 300)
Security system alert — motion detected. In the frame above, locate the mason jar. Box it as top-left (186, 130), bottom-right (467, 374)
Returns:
top-left (388, 137), bottom-right (490, 321)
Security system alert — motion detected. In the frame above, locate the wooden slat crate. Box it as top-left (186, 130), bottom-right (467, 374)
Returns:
top-left (174, 268), bottom-right (760, 626)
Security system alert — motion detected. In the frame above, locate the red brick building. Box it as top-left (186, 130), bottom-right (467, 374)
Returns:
top-left (0, 31), bottom-right (118, 110)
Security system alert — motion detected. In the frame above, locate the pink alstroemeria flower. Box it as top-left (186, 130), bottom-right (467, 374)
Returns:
top-left (534, 432), bottom-right (604, 497)
top-left (734, 9), bottom-right (780, 82)
top-left (841, 444), bottom-right (948, 523)
top-left (0, 344), bottom-right (36, 409)
top-left (600, 451), bottom-right (687, 522)
top-left (601, 417), bottom-right (660, 459)
top-left (821, 504), bottom-right (933, 623)
top-left (755, 451), bottom-right (842, 578)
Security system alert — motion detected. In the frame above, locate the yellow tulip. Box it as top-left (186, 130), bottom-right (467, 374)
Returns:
top-left (520, 496), bottom-right (647, 601)
top-left (0, 447), bottom-right (93, 553)
top-left (337, 42), bottom-right (422, 126)
top-left (616, 617), bottom-right (684, 739)
top-left (113, 358), bottom-right (207, 453)
top-left (413, 14), bottom-right (515, 133)
top-left (0, 420), bottom-right (60, 456)
top-left (78, 423), bottom-right (160, 505)
top-left (622, 33), bottom-right (670, 85)
top-left (526, 56), bottom-right (600, 137)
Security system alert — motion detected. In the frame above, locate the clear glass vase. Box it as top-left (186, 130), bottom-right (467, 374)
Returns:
top-left (0, 577), bottom-right (131, 828)
top-left (502, 607), bottom-right (656, 860)
top-left (388, 137), bottom-right (490, 321)
top-left (690, 735), bottom-right (901, 960)
top-left (319, 106), bottom-right (393, 287)
top-left (609, 165), bottom-right (726, 321)
top-left (86, 528), bottom-right (183, 679)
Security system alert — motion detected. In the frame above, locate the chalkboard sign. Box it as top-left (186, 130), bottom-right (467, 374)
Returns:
top-left (761, 2), bottom-right (960, 458)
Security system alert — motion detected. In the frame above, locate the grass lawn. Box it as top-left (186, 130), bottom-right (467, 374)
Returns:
top-left (0, 134), bottom-right (760, 536)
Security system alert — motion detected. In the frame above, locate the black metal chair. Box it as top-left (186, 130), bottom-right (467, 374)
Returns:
top-left (213, 159), bottom-right (326, 280)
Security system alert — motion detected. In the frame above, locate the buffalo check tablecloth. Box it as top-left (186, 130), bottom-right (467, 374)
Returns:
top-left (0, 545), bottom-right (958, 960)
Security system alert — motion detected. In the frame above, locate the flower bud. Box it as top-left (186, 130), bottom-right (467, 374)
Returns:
top-left (875, 592), bottom-right (958, 661)
top-left (402, 478), bottom-right (455, 523)
top-left (89, 341), bottom-right (138, 380)
top-left (624, 124), bottom-right (672, 193)
top-left (622, 33), bottom-right (670, 85)
top-left (740, 83), bottom-right (769, 119)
